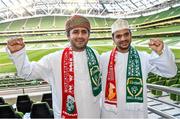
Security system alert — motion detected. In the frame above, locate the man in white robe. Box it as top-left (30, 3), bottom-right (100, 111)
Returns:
top-left (6, 15), bottom-right (102, 118)
top-left (101, 19), bottom-right (177, 118)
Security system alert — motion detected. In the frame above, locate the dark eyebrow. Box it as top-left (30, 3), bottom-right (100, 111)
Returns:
top-left (72, 29), bottom-right (78, 32)
top-left (124, 32), bottom-right (130, 35)
top-left (81, 29), bottom-right (88, 32)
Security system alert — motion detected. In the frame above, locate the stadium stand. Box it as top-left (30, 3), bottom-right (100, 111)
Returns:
top-left (55, 16), bottom-right (69, 29)
top-left (8, 19), bottom-right (26, 31)
top-left (0, 6), bottom-right (179, 44)
top-left (0, 7), bottom-right (179, 32)
top-left (0, 77), bottom-right (47, 89)
top-left (40, 16), bottom-right (54, 29)
top-left (25, 17), bottom-right (41, 30)
top-left (128, 6), bottom-right (180, 25)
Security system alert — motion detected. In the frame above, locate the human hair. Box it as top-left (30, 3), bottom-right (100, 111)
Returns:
top-left (112, 29), bottom-right (131, 39)
top-left (66, 29), bottom-right (90, 37)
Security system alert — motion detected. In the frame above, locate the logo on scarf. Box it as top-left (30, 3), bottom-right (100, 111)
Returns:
top-left (90, 66), bottom-right (101, 88)
top-left (66, 95), bottom-right (75, 114)
top-left (127, 77), bottom-right (143, 97)
top-left (107, 83), bottom-right (116, 100)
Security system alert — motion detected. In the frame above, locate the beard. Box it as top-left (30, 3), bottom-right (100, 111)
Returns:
top-left (117, 41), bottom-right (131, 52)
top-left (70, 38), bottom-right (88, 51)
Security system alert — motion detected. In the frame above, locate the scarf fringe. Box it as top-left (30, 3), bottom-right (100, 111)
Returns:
top-left (104, 102), bottom-right (118, 114)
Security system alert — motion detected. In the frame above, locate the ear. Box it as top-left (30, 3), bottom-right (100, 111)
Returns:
top-left (67, 36), bottom-right (70, 41)
top-left (130, 32), bottom-right (132, 37)
top-left (112, 34), bottom-right (115, 42)
top-left (129, 30), bottom-right (132, 36)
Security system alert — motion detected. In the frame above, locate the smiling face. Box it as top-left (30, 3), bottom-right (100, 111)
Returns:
top-left (112, 29), bottom-right (132, 53)
top-left (68, 27), bottom-right (89, 52)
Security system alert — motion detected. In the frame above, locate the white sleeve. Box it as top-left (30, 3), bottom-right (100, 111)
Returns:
top-left (148, 45), bottom-right (177, 78)
top-left (6, 47), bottom-right (53, 83)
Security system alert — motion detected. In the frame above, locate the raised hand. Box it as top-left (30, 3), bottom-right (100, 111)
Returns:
top-left (148, 38), bottom-right (164, 55)
top-left (7, 37), bottom-right (25, 53)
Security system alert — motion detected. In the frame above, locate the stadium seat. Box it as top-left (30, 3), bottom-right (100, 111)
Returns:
top-left (41, 93), bottom-right (52, 108)
top-left (178, 78), bottom-right (180, 84)
top-left (30, 102), bottom-right (54, 118)
top-left (0, 97), bottom-right (7, 105)
top-left (165, 78), bottom-right (178, 86)
top-left (0, 104), bottom-right (23, 118)
top-left (151, 80), bottom-right (166, 96)
top-left (170, 84), bottom-right (180, 101)
top-left (16, 95), bottom-right (33, 114)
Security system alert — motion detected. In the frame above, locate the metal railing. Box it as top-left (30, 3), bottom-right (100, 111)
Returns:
top-left (147, 83), bottom-right (180, 95)
top-left (147, 83), bottom-right (180, 118)
top-left (148, 106), bottom-right (178, 119)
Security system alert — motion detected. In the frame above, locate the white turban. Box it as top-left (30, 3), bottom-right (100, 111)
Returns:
top-left (111, 19), bottom-right (130, 34)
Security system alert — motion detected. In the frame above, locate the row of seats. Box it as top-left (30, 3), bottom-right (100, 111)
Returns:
top-left (0, 93), bottom-right (53, 118)
top-left (0, 102), bottom-right (53, 118)
top-left (0, 79), bottom-right (48, 89)
top-left (147, 71), bottom-right (180, 100)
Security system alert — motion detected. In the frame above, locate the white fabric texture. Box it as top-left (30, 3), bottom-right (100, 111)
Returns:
top-left (7, 47), bottom-right (101, 118)
top-left (111, 19), bottom-right (130, 34)
top-left (100, 45), bottom-right (177, 119)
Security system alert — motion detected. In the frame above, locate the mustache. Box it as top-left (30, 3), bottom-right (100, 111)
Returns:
top-left (119, 40), bottom-right (129, 44)
top-left (76, 38), bottom-right (85, 41)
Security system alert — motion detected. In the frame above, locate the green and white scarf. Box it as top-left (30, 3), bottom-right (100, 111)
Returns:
top-left (104, 46), bottom-right (143, 112)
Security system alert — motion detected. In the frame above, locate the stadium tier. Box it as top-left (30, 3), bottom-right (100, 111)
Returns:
top-left (0, 16), bottom-right (115, 32)
top-left (0, 6), bottom-right (179, 32)
top-left (128, 6), bottom-right (180, 25)
top-left (0, 7), bottom-right (178, 45)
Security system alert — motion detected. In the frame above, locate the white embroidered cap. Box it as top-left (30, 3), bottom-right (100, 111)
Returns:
top-left (111, 19), bottom-right (130, 34)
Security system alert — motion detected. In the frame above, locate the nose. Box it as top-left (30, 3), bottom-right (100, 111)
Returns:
top-left (120, 35), bottom-right (126, 41)
top-left (78, 32), bottom-right (83, 38)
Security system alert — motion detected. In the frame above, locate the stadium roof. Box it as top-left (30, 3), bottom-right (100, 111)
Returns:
top-left (0, 0), bottom-right (179, 22)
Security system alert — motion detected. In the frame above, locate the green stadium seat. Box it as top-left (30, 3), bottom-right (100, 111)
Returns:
top-left (151, 80), bottom-right (166, 96)
top-left (170, 84), bottom-right (180, 101)
top-left (17, 82), bottom-right (25, 87)
top-left (165, 78), bottom-right (178, 86)
top-left (7, 83), bottom-right (16, 88)
top-left (0, 84), bottom-right (7, 88)
top-left (177, 79), bottom-right (180, 84)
